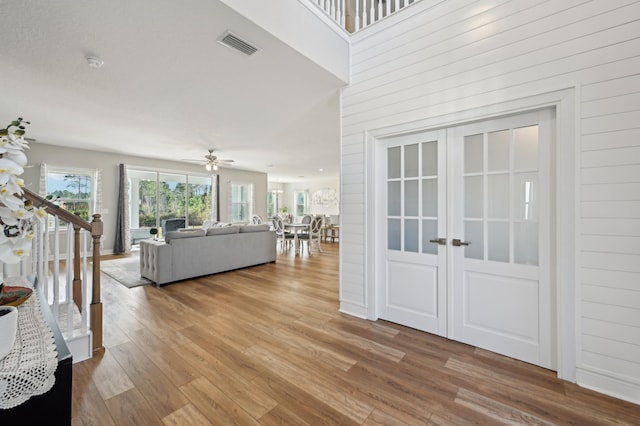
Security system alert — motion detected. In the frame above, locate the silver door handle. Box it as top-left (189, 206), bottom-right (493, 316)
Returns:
top-left (452, 239), bottom-right (469, 246)
top-left (429, 238), bottom-right (447, 245)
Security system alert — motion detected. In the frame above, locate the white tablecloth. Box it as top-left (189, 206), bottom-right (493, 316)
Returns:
top-left (0, 277), bottom-right (58, 409)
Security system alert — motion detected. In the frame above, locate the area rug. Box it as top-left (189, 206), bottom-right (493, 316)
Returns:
top-left (100, 256), bottom-right (152, 288)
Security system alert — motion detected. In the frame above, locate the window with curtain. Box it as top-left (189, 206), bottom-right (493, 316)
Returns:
top-left (231, 183), bottom-right (253, 222)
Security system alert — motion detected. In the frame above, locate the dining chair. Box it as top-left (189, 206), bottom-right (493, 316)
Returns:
top-left (251, 214), bottom-right (263, 224)
top-left (272, 215), bottom-right (293, 252)
top-left (299, 216), bottom-right (323, 254)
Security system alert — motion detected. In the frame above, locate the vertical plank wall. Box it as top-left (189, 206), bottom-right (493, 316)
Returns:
top-left (340, 0), bottom-right (640, 403)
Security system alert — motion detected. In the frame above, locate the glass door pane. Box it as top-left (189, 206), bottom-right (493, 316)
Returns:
top-left (129, 169), bottom-right (159, 231)
top-left (461, 126), bottom-right (539, 265)
top-left (187, 175), bottom-right (213, 227)
top-left (159, 173), bottom-right (187, 235)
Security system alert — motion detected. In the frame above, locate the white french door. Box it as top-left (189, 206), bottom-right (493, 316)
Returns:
top-left (376, 130), bottom-right (448, 336)
top-left (376, 110), bottom-right (555, 369)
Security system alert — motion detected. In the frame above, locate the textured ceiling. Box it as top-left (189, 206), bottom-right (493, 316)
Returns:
top-left (0, 0), bottom-right (345, 182)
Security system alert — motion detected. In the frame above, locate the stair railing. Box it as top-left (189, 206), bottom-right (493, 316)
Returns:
top-left (311, 0), bottom-right (418, 33)
top-left (21, 188), bottom-right (103, 355)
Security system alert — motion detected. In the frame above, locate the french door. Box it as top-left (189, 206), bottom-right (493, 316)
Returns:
top-left (376, 110), bottom-right (555, 369)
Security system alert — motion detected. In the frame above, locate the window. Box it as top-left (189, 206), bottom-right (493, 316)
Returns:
top-left (267, 191), bottom-right (274, 219)
top-left (46, 168), bottom-right (96, 222)
top-left (267, 189), bottom-right (283, 219)
top-left (231, 183), bottom-right (253, 222)
top-left (128, 168), bottom-right (214, 238)
top-left (295, 190), bottom-right (307, 217)
top-left (187, 176), bottom-right (214, 227)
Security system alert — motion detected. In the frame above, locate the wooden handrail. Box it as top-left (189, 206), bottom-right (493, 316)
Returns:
top-left (22, 187), bottom-right (104, 353)
top-left (23, 188), bottom-right (91, 232)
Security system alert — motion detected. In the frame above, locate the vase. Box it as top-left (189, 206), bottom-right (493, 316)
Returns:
top-left (0, 305), bottom-right (18, 360)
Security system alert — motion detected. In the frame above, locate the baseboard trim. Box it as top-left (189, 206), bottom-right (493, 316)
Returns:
top-left (339, 301), bottom-right (367, 319)
top-left (576, 367), bottom-right (640, 406)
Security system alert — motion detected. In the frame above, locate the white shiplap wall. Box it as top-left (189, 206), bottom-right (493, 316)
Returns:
top-left (340, 0), bottom-right (640, 404)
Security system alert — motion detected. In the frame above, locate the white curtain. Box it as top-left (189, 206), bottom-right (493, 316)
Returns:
top-left (39, 163), bottom-right (47, 196)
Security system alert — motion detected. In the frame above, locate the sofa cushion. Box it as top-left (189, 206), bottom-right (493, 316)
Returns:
top-left (165, 229), bottom-right (205, 243)
top-left (239, 224), bottom-right (271, 233)
top-left (206, 225), bottom-right (240, 236)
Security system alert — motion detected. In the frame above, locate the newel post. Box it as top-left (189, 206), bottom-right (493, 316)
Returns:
top-left (90, 214), bottom-right (104, 352)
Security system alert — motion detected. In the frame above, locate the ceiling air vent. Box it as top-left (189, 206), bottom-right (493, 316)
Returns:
top-left (218, 31), bottom-right (259, 56)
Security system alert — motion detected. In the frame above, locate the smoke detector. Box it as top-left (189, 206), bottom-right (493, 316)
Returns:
top-left (86, 56), bottom-right (104, 68)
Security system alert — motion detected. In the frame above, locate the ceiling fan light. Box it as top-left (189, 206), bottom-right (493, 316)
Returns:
top-left (213, 164), bottom-right (218, 171)
top-left (205, 163), bottom-right (212, 171)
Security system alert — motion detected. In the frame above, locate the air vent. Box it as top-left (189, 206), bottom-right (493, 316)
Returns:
top-left (218, 31), bottom-right (259, 56)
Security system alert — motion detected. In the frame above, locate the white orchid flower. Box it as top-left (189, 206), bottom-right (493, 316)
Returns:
top-left (0, 192), bottom-right (25, 210)
top-left (34, 206), bottom-right (47, 221)
top-left (4, 150), bottom-right (28, 167)
top-left (0, 238), bottom-right (31, 263)
top-left (0, 206), bottom-right (19, 225)
top-left (0, 157), bottom-right (24, 186)
top-left (0, 118), bottom-right (36, 264)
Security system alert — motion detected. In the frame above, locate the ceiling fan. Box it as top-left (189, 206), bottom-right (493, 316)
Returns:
top-left (184, 149), bottom-right (235, 172)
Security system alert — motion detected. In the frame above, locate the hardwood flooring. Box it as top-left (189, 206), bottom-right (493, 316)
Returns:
top-left (73, 244), bottom-right (640, 425)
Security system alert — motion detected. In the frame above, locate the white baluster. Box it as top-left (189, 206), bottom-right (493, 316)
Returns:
top-left (355, 0), bottom-right (360, 31)
top-left (395, 0), bottom-right (400, 12)
top-left (81, 230), bottom-right (88, 334)
top-left (37, 220), bottom-right (44, 296)
top-left (52, 216), bottom-right (59, 317)
top-left (386, 0), bottom-right (391, 17)
top-left (370, 0), bottom-right (375, 25)
top-left (66, 222), bottom-right (73, 335)
top-left (377, 0), bottom-right (383, 22)
top-left (43, 216), bottom-right (49, 303)
top-left (362, 0), bottom-right (368, 28)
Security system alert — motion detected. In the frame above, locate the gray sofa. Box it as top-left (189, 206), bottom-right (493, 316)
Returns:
top-left (139, 224), bottom-right (276, 286)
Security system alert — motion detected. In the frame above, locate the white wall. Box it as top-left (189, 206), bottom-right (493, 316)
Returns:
top-left (220, 0), bottom-right (350, 83)
top-left (23, 143), bottom-right (268, 253)
top-left (341, 0), bottom-right (640, 404)
top-left (276, 178), bottom-right (340, 219)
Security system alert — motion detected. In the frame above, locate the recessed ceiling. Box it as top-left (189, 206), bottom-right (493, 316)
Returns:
top-left (0, 0), bottom-right (346, 182)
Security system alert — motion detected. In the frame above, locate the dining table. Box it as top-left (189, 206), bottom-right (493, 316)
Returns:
top-left (284, 222), bottom-right (310, 255)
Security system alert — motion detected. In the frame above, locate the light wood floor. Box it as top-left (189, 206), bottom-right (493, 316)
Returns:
top-left (73, 244), bottom-right (640, 425)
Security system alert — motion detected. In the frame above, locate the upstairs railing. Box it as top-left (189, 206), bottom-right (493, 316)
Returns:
top-left (311, 0), bottom-right (418, 33)
top-left (20, 188), bottom-right (104, 357)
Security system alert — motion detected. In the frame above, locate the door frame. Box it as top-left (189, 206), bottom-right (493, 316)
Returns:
top-left (364, 87), bottom-right (578, 381)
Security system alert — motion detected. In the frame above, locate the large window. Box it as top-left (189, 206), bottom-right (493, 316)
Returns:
top-left (47, 168), bottom-right (96, 221)
top-left (231, 183), bottom-right (253, 222)
top-left (129, 168), bottom-right (214, 236)
top-left (267, 189), bottom-right (283, 219)
top-left (295, 190), bottom-right (307, 217)
top-left (187, 176), bottom-right (214, 227)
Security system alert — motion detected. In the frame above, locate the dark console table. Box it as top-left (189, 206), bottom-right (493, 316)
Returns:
top-left (0, 279), bottom-right (72, 425)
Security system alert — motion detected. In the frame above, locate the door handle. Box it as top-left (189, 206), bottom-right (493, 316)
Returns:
top-left (429, 237), bottom-right (447, 245)
top-left (452, 239), bottom-right (470, 246)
